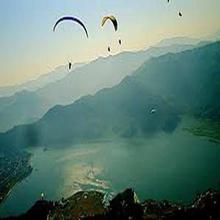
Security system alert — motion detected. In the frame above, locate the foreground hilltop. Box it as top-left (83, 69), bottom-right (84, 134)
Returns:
top-left (2, 188), bottom-right (220, 220)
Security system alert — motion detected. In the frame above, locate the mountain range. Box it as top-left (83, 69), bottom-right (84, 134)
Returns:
top-left (0, 63), bottom-right (86, 98)
top-left (0, 41), bottom-right (219, 150)
top-left (0, 37), bottom-right (201, 132)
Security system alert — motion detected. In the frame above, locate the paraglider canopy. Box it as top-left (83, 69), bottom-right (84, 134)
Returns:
top-left (150, 109), bottom-right (157, 114)
top-left (101, 15), bottom-right (118, 31)
top-left (53, 16), bottom-right (89, 38)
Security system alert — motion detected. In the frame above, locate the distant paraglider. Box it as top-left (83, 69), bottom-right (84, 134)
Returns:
top-left (53, 16), bottom-right (89, 70)
top-left (101, 15), bottom-right (118, 31)
top-left (68, 62), bottom-right (72, 70)
top-left (150, 109), bottom-right (157, 114)
top-left (53, 16), bottom-right (89, 38)
top-left (101, 15), bottom-right (122, 53)
top-left (166, 0), bottom-right (183, 18)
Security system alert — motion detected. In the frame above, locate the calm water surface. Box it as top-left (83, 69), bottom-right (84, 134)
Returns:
top-left (0, 119), bottom-right (220, 217)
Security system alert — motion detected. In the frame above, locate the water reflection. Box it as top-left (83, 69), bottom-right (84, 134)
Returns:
top-left (0, 119), bottom-right (220, 217)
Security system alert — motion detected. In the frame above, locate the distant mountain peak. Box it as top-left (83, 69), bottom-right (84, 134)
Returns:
top-left (156, 36), bottom-right (201, 47)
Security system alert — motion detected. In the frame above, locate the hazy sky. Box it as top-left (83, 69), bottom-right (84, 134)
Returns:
top-left (0, 0), bottom-right (220, 87)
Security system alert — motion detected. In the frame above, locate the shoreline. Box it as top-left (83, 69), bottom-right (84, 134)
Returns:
top-left (0, 153), bottom-right (33, 206)
top-left (183, 118), bottom-right (220, 142)
top-left (0, 167), bottom-right (32, 206)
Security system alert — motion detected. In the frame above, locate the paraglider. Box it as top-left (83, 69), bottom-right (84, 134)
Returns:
top-left (150, 109), bottom-right (157, 114)
top-left (53, 16), bottom-right (89, 70)
top-left (166, 0), bottom-right (183, 19)
top-left (101, 15), bottom-right (121, 52)
top-left (68, 62), bottom-right (72, 70)
top-left (101, 15), bottom-right (118, 31)
top-left (53, 16), bottom-right (89, 38)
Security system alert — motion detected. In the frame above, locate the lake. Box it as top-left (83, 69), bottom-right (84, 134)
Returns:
top-left (0, 118), bottom-right (220, 217)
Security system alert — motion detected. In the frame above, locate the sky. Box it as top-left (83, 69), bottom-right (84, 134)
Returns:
top-left (0, 0), bottom-right (220, 87)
